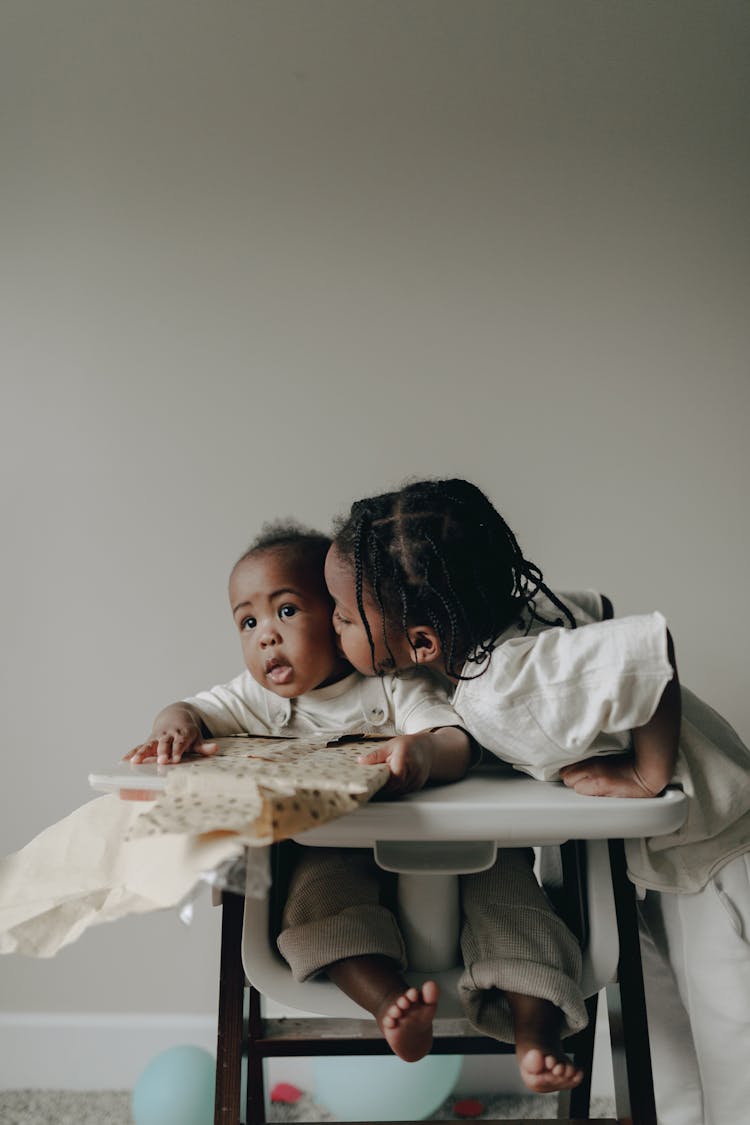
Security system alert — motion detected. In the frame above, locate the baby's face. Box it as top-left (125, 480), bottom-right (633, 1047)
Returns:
top-left (229, 551), bottom-right (350, 697)
top-left (324, 545), bottom-right (415, 676)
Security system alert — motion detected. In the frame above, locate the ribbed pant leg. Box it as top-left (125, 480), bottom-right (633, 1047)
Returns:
top-left (277, 846), bottom-right (407, 982)
top-left (458, 848), bottom-right (586, 1043)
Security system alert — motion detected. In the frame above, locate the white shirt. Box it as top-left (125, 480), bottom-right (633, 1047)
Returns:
top-left (453, 611), bottom-right (673, 782)
top-left (185, 668), bottom-right (460, 740)
top-left (452, 600), bottom-right (750, 892)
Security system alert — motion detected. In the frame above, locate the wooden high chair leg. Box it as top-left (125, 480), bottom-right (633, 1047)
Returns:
top-left (606, 839), bottom-right (657, 1125)
top-left (215, 892), bottom-right (246, 1125)
top-left (246, 985), bottom-right (266, 1124)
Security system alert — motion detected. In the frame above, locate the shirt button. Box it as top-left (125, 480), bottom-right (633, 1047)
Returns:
top-left (371, 708), bottom-right (385, 720)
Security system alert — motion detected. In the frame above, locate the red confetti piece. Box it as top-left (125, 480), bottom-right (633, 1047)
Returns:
top-left (270, 1082), bottom-right (303, 1104)
top-left (452, 1096), bottom-right (485, 1118)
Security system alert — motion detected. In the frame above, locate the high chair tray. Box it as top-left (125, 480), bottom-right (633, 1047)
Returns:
top-left (292, 770), bottom-right (687, 848)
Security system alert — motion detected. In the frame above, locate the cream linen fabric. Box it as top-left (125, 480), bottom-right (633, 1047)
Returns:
top-left (0, 794), bottom-right (246, 957)
top-left (0, 737), bottom-right (390, 958)
top-left (453, 610), bottom-right (750, 892)
top-left (453, 612), bottom-right (673, 781)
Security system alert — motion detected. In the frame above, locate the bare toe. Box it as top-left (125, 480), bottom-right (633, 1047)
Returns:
top-left (522, 1048), bottom-right (546, 1075)
top-left (422, 980), bottom-right (439, 1005)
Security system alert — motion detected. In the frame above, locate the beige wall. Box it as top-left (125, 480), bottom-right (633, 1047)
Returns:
top-left (2, 0), bottom-right (748, 1029)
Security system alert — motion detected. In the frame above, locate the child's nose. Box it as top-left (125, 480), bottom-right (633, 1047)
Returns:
top-left (259, 623), bottom-right (280, 645)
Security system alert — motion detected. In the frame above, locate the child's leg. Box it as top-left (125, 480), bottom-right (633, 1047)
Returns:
top-left (458, 849), bottom-right (587, 1093)
top-left (639, 856), bottom-right (750, 1125)
top-left (277, 846), bottom-right (438, 1062)
top-left (637, 892), bottom-right (704, 1125)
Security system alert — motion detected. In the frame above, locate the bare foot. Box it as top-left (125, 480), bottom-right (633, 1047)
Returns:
top-left (375, 980), bottom-right (439, 1062)
top-left (517, 1044), bottom-right (584, 1093)
top-left (506, 991), bottom-right (584, 1093)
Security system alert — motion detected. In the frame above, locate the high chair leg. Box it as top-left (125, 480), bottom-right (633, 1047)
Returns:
top-left (215, 892), bottom-right (246, 1125)
top-left (607, 839), bottom-right (656, 1125)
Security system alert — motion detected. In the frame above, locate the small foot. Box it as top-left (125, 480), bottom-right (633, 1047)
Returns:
top-left (376, 980), bottom-right (439, 1063)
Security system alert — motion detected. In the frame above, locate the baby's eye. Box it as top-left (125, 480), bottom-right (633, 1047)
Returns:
top-left (279, 604), bottom-right (298, 619)
top-left (240, 616), bottom-right (257, 631)
top-left (334, 609), bottom-right (350, 626)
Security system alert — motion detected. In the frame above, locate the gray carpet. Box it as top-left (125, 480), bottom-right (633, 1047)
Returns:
top-left (0, 1089), bottom-right (617, 1123)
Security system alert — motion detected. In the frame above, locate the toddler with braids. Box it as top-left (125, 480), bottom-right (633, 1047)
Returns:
top-left (327, 477), bottom-right (750, 1125)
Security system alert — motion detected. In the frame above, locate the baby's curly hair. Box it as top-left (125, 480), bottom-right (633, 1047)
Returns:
top-left (236, 519), bottom-right (332, 586)
top-left (333, 478), bottom-right (575, 678)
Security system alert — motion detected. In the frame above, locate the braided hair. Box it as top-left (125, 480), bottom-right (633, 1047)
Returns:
top-left (332, 478), bottom-right (576, 678)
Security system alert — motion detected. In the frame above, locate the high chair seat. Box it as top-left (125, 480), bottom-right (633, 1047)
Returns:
top-left (215, 770), bottom-right (687, 1125)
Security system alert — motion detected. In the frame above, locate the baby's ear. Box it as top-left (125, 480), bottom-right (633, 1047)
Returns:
top-left (406, 626), bottom-right (442, 665)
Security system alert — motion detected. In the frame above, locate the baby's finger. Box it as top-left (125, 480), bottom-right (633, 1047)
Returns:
top-left (156, 735), bottom-right (174, 764)
top-left (196, 741), bottom-right (220, 757)
top-left (385, 744), bottom-right (408, 777)
top-left (125, 740), bottom-right (156, 763)
top-left (357, 746), bottom-right (391, 766)
top-left (170, 732), bottom-right (192, 763)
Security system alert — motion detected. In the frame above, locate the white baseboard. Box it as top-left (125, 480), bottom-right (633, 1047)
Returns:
top-left (0, 1012), bottom-right (217, 1090)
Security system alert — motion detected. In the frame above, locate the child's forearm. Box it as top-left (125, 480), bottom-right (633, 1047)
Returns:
top-left (631, 629), bottom-right (681, 795)
top-left (426, 726), bottom-right (473, 783)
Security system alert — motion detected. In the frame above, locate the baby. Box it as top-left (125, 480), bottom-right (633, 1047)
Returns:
top-left (129, 523), bottom-right (474, 1065)
top-left (129, 522), bottom-right (586, 1091)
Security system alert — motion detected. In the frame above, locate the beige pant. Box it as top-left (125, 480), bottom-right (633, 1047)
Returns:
top-left (277, 846), bottom-right (586, 1043)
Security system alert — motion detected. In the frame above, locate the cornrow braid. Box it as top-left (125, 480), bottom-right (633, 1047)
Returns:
top-left (333, 478), bottom-right (576, 678)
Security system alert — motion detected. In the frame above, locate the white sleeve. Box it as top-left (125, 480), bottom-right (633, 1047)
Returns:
top-left (452, 613), bottom-right (674, 779)
top-left (386, 671), bottom-right (464, 735)
top-left (184, 671), bottom-right (274, 737)
top-left (555, 590), bottom-right (605, 624)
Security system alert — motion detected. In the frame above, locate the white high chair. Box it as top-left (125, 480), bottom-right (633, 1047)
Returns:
top-left (213, 771), bottom-right (687, 1125)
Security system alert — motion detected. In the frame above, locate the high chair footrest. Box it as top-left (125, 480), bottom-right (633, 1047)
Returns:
top-left (255, 1016), bottom-right (516, 1055)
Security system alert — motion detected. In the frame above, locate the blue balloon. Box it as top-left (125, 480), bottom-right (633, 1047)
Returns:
top-left (132, 1045), bottom-right (215, 1125)
top-left (313, 1054), bottom-right (462, 1121)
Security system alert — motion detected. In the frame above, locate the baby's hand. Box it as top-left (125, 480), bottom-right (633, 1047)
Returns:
top-left (358, 734), bottom-right (433, 796)
top-left (559, 755), bottom-right (662, 798)
top-left (124, 713), bottom-right (218, 766)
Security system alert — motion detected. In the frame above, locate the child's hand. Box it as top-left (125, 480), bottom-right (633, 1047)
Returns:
top-left (124, 704), bottom-right (218, 765)
top-left (559, 755), bottom-right (664, 798)
top-left (358, 734), bottom-right (435, 796)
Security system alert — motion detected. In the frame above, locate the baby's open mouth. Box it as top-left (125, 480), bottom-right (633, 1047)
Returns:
top-left (265, 658), bottom-right (293, 685)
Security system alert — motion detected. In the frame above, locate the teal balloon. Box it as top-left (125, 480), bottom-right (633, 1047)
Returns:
top-left (132, 1045), bottom-right (215, 1125)
top-left (313, 1054), bottom-right (462, 1121)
